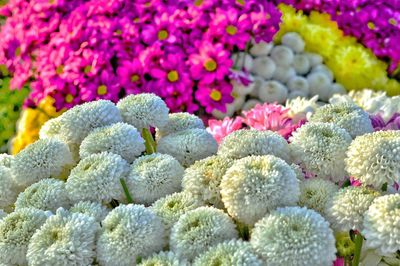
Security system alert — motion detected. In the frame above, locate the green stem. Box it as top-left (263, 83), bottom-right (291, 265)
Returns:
top-left (120, 178), bottom-right (133, 204)
top-left (142, 127), bottom-right (156, 154)
top-left (352, 233), bottom-right (364, 266)
top-left (237, 222), bottom-right (250, 241)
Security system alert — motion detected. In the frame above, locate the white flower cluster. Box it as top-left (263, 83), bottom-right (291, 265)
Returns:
top-left (215, 32), bottom-right (345, 118)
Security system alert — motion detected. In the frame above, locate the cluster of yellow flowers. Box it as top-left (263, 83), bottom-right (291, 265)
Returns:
top-left (11, 97), bottom-right (62, 154)
top-left (275, 4), bottom-right (400, 96)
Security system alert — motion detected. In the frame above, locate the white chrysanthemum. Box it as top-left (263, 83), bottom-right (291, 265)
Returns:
top-left (310, 102), bottom-right (373, 138)
top-left (0, 210), bottom-right (5, 220)
top-left (311, 64), bottom-right (334, 81)
top-left (126, 153), bottom-right (184, 205)
top-left (11, 138), bottom-right (73, 188)
top-left (250, 40), bottom-right (273, 56)
top-left (193, 239), bottom-right (262, 266)
top-left (27, 209), bottom-right (99, 266)
top-left (170, 206), bottom-right (238, 261)
top-left (39, 117), bottom-right (62, 139)
top-left (345, 130), bottom-right (400, 188)
top-left (272, 66), bottom-right (296, 84)
top-left (69, 201), bottom-right (109, 223)
top-left (0, 154), bottom-right (13, 168)
top-left (289, 122), bottom-right (352, 181)
top-left (232, 52), bottom-right (253, 72)
top-left (15, 178), bottom-right (70, 212)
top-left (362, 194), bottom-right (400, 254)
top-left (66, 152), bottom-right (130, 203)
top-left (305, 52), bottom-right (323, 66)
top-left (325, 186), bottom-right (380, 231)
top-left (251, 206), bottom-right (336, 266)
top-left (139, 251), bottom-right (181, 266)
top-left (156, 112), bottom-right (205, 141)
top-left (307, 71), bottom-right (332, 99)
top-left (117, 93), bottom-right (169, 130)
top-left (282, 32), bottom-right (305, 53)
top-left (258, 80), bottom-right (288, 104)
top-left (287, 76), bottom-right (309, 95)
top-left (151, 192), bottom-right (203, 240)
top-left (0, 208), bottom-right (49, 265)
top-left (182, 155), bottom-right (234, 208)
top-left (286, 95), bottom-right (319, 123)
top-left (292, 54), bottom-right (310, 75)
top-left (270, 45), bottom-right (294, 66)
top-left (218, 129), bottom-right (290, 162)
top-left (158, 128), bottom-right (218, 167)
top-left (299, 178), bottom-right (338, 215)
top-left (252, 56), bottom-right (276, 79)
top-left (220, 155), bottom-right (300, 225)
top-left (0, 166), bottom-right (18, 211)
top-left (97, 204), bottom-right (165, 266)
top-left (80, 122), bottom-right (145, 163)
top-left (56, 100), bottom-right (122, 144)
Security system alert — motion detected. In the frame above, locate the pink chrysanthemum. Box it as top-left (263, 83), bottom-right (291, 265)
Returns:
top-left (207, 116), bottom-right (243, 143)
top-left (195, 79), bottom-right (234, 113)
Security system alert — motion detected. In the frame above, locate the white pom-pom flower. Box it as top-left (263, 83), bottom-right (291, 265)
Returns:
top-left (11, 138), bottom-right (73, 188)
top-left (287, 76), bottom-right (309, 95)
top-left (66, 152), bottom-right (130, 203)
top-left (139, 251), bottom-right (181, 266)
top-left (218, 129), bottom-right (290, 162)
top-left (310, 102), bottom-right (373, 138)
top-left (286, 95), bottom-right (319, 123)
top-left (307, 71), bottom-right (332, 99)
top-left (305, 52), bottom-right (323, 66)
top-left (0, 210), bottom-right (5, 220)
top-left (193, 239), bottom-right (263, 266)
top-left (0, 154), bottom-right (13, 168)
top-left (272, 66), bottom-right (296, 83)
top-left (362, 194), bottom-right (400, 254)
top-left (156, 112), bottom-right (205, 141)
top-left (311, 64), bottom-right (334, 81)
top-left (79, 122), bottom-right (145, 163)
top-left (330, 83), bottom-right (346, 96)
top-left (242, 99), bottom-right (262, 111)
top-left (27, 209), bottom-right (99, 266)
top-left (325, 186), bottom-right (380, 231)
top-left (97, 204), bottom-right (165, 266)
top-left (346, 130), bottom-right (400, 188)
top-left (270, 45), bottom-right (294, 66)
top-left (232, 78), bottom-right (256, 96)
top-left (117, 93), bottom-right (169, 130)
top-left (126, 153), bottom-right (184, 205)
top-left (288, 90), bottom-right (308, 99)
top-left (289, 122), bottom-right (352, 181)
top-left (292, 54), bottom-right (311, 75)
top-left (258, 80), bottom-right (288, 104)
top-left (0, 166), bottom-right (18, 211)
top-left (211, 103), bottom-right (236, 119)
top-left (182, 155), bottom-right (234, 208)
top-left (220, 155), bottom-right (300, 225)
top-left (39, 117), bottom-right (62, 139)
top-left (250, 41), bottom-right (273, 56)
top-left (299, 178), bottom-right (338, 215)
top-left (170, 206), bottom-right (238, 261)
top-left (251, 206), bottom-right (336, 266)
top-left (56, 100), bottom-right (122, 144)
top-left (0, 208), bottom-right (49, 265)
top-left (232, 52), bottom-right (253, 72)
top-left (15, 178), bottom-right (70, 212)
top-left (157, 128), bottom-right (218, 167)
top-left (69, 201), bottom-right (109, 223)
top-left (282, 32), bottom-right (305, 53)
top-left (151, 192), bottom-right (203, 239)
top-left (252, 56), bottom-right (276, 79)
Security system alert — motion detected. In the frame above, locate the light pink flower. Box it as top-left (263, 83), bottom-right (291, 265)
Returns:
top-left (207, 117), bottom-right (243, 143)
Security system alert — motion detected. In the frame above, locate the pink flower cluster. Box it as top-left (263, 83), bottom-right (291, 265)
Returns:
top-left (369, 113), bottom-right (400, 131)
top-left (0, 0), bottom-right (281, 113)
top-left (207, 102), bottom-right (304, 143)
top-left (274, 0), bottom-right (400, 74)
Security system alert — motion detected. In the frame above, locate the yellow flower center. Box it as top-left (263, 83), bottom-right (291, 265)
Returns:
top-left (131, 74), bottom-right (140, 82)
top-left (204, 59), bottom-right (217, 72)
top-left (158, 30), bottom-right (169, 40)
top-left (167, 70), bottom-right (179, 82)
top-left (133, 17), bottom-right (140, 23)
top-left (97, 85), bottom-right (107, 95)
top-left (194, 0), bottom-right (203, 6)
top-left (56, 65), bottom-right (64, 75)
top-left (84, 65), bottom-right (92, 74)
top-left (265, 13), bottom-right (271, 19)
top-left (115, 29), bottom-right (122, 35)
top-left (144, 2), bottom-right (151, 7)
top-left (49, 0), bottom-right (55, 4)
top-left (65, 94), bottom-right (74, 103)
top-left (210, 89), bottom-right (222, 101)
top-left (389, 18), bottom-right (397, 26)
top-left (15, 47), bottom-right (21, 57)
top-left (226, 25), bottom-right (238, 36)
top-left (236, 0), bottom-right (245, 5)
top-left (367, 22), bottom-right (375, 30)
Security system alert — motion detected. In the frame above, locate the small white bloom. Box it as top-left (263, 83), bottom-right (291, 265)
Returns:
top-left (311, 64), bottom-right (334, 81)
top-left (221, 155), bottom-right (300, 225)
top-left (139, 251), bottom-right (181, 266)
top-left (27, 209), bottom-right (99, 266)
top-left (97, 204), bottom-right (165, 266)
top-left (126, 153), bottom-right (184, 205)
top-left (287, 76), bottom-right (309, 94)
top-left (282, 32), bottom-right (305, 53)
top-left (232, 78), bottom-right (255, 96)
top-left (0, 154), bottom-right (13, 168)
top-left (232, 52), bottom-right (253, 72)
top-left (307, 71), bottom-right (332, 98)
top-left (156, 113), bottom-right (205, 140)
top-left (299, 178), bottom-right (338, 215)
top-left (286, 95), bottom-right (319, 122)
top-left (258, 80), bottom-right (288, 104)
top-left (117, 93), bottom-right (169, 130)
top-left (251, 206), bottom-right (336, 266)
top-left (0, 166), bottom-right (18, 211)
top-left (292, 54), bottom-right (310, 75)
top-left (304, 52), bottom-right (323, 66)
top-left (0, 210), bottom-right (5, 220)
top-left (218, 129), bottom-right (291, 162)
top-left (252, 56), bottom-right (276, 79)
top-left (242, 99), bottom-right (262, 111)
top-left (270, 45), bottom-right (294, 66)
top-left (211, 103), bottom-right (236, 119)
top-left (69, 201), bottom-right (109, 223)
top-left (250, 41), bottom-right (273, 56)
top-left (170, 206), bottom-right (238, 261)
top-left (157, 128), bottom-right (218, 167)
top-left (272, 66), bottom-right (296, 83)
top-left (39, 117), bottom-right (62, 139)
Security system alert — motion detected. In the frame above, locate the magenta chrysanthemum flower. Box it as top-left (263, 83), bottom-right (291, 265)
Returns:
top-left (207, 116), bottom-right (244, 143)
top-left (242, 103), bottom-right (304, 139)
top-left (141, 12), bottom-right (180, 45)
top-left (195, 79), bottom-right (234, 113)
top-left (189, 42), bottom-right (233, 84)
top-left (370, 113), bottom-right (400, 131)
top-left (117, 59), bottom-right (145, 95)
